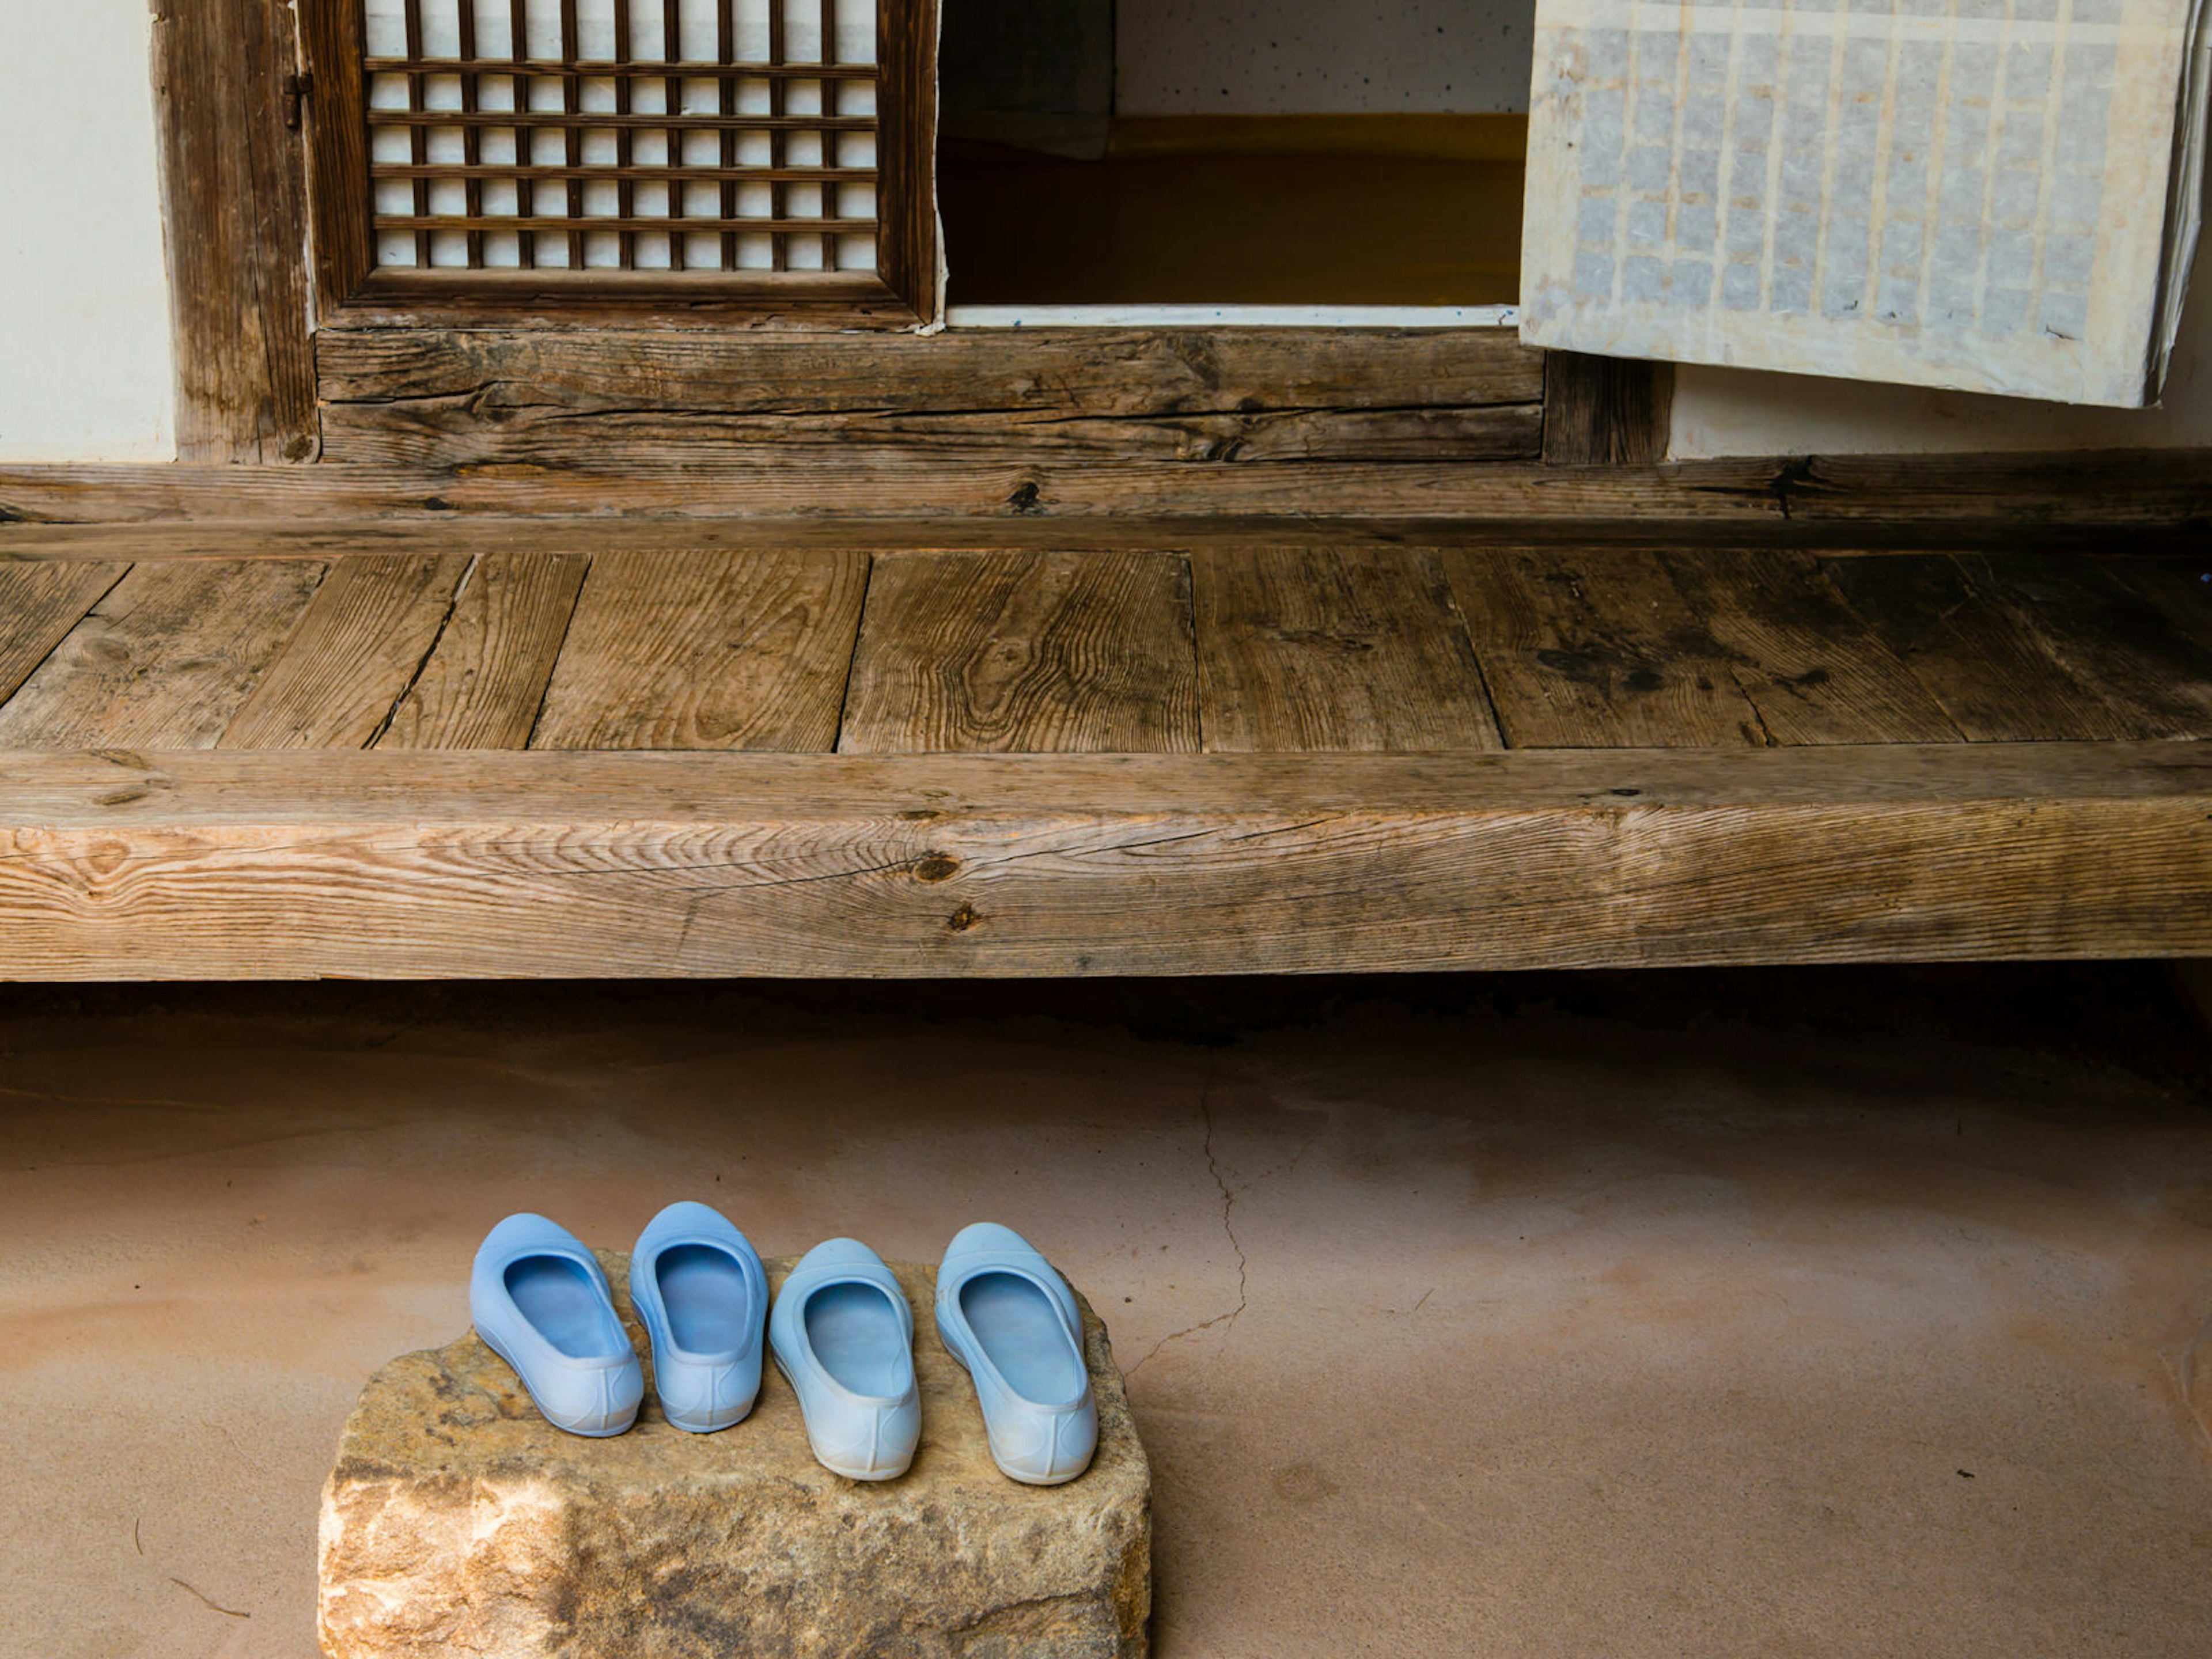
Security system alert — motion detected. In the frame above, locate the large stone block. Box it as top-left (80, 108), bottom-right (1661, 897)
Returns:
top-left (318, 1253), bottom-right (1150, 1659)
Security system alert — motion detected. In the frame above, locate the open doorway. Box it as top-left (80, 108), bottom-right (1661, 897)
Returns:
top-left (935, 1), bottom-right (1530, 310)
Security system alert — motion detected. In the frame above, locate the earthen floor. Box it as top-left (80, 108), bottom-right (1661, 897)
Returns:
top-left (2, 971), bottom-right (2209, 1658)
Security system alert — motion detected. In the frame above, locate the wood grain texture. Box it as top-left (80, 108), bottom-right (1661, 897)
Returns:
top-left (840, 550), bottom-right (1199, 753)
top-left (5, 453), bottom-right (2211, 533)
top-left (151, 0), bottom-right (319, 461)
top-left (1656, 548), bottom-right (1962, 745)
top-left (1821, 555), bottom-right (2141, 742)
top-left (1444, 547), bottom-right (1763, 747)
top-left (1192, 546), bottom-right (1501, 751)
top-left (0, 744), bottom-right (2203, 979)
top-left (1541, 353), bottom-right (1672, 465)
top-left (532, 550), bottom-right (868, 750)
top-left (8, 521), bottom-right (2212, 567)
top-left (0, 562), bottom-right (325, 749)
top-left (2109, 557), bottom-right (2212, 654)
top-left (1949, 554), bottom-right (2212, 740)
top-left (315, 328), bottom-right (1545, 465)
top-left (0, 562), bottom-right (130, 706)
top-left (219, 554), bottom-right (471, 748)
top-left (377, 552), bottom-right (590, 749)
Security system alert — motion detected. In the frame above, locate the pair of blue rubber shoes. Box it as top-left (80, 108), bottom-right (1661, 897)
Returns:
top-left (469, 1202), bottom-right (1099, 1486)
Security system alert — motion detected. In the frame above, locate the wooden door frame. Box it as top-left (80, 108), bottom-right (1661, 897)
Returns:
top-left (1541, 352), bottom-right (1675, 465)
top-left (150, 0), bottom-right (320, 463)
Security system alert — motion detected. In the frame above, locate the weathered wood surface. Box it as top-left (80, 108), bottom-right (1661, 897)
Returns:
top-left (151, 0), bottom-right (319, 461)
top-left (0, 562), bottom-right (128, 706)
top-left (1, 745), bottom-right (2205, 979)
top-left (1192, 546), bottom-right (1502, 751)
top-left (1444, 547), bottom-right (1763, 747)
top-left (1541, 353), bottom-right (1673, 466)
top-left (315, 328), bottom-right (1546, 465)
top-left (376, 553), bottom-right (590, 749)
top-left (2111, 557), bottom-right (2212, 656)
top-left (221, 554), bottom-right (471, 749)
top-left (7, 453), bottom-right (2210, 536)
top-left (532, 550), bottom-right (869, 750)
top-left (1823, 555), bottom-right (2145, 743)
top-left (840, 551), bottom-right (1200, 753)
top-left (1656, 548), bottom-right (1961, 745)
top-left (1948, 554), bottom-right (2212, 741)
top-left (0, 562), bottom-right (325, 750)
top-left (2, 543), bottom-right (2207, 762)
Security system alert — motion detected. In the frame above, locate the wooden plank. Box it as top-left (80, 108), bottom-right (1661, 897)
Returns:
top-left (1443, 546), bottom-right (1763, 747)
top-left (1949, 554), bottom-right (2212, 740)
top-left (7, 518), bottom-right (2212, 567)
top-left (1542, 352), bottom-right (1672, 465)
top-left (315, 328), bottom-right (1546, 465)
top-left (1655, 548), bottom-right (1961, 745)
top-left (0, 562), bottom-right (325, 750)
top-left (532, 549), bottom-right (867, 750)
top-left (151, 0), bottom-right (319, 462)
top-left (219, 554), bottom-right (472, 749)
top-left (840, 550), bottom-right (1199, 753)
top-left (1821, 555), bottom-right (2141, 742)
top-left (6, 452), bottom-right (2212, 531)
top-left (2108, 557), bottom-right (2212, 655)
top-left (1192, 546), bottom-right (1502, 751)
top-left (377, 552), bottom-right (591, 750)
top-left (0, 744), bottom-right (2203, 979)
top-left (0, 562), bottom-right (130, 706)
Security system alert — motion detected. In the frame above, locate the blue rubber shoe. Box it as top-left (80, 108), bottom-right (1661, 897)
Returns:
top-left (935, 1223), bottom-right (1096, 1485)
top-left (769, 1238), bottom-right (921, 1480)
top-left (628, 1200), bottom-right (769, 1434)
top-left (469, 1213), bottom-right (643, 1437)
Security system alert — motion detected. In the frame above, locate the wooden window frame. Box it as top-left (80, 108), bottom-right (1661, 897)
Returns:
top-left (294, 0), bottom-right (941, 331)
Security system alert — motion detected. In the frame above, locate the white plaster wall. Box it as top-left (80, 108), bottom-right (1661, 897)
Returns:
top-left (1668, 170), bottom-right (2212, 454)
top-left (0, 3), bottom-right (176, 463)
top-left (1117, 1), bottom-right (1533, 114)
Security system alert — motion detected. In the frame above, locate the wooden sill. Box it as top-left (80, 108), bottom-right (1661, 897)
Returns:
top-left (0, 525), bottom-right (2205, 978)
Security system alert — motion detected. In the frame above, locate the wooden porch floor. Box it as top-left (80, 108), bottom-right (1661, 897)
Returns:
top-left (1, 527), bottom-right (2208, 977)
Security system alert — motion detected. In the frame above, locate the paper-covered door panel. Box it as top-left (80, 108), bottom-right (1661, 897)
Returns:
top-left (1520, 0), bottom-right (2210, 406)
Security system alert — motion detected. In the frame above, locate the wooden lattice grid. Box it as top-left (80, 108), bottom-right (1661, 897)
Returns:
top-left (301, 0), bottom-right (938, 325)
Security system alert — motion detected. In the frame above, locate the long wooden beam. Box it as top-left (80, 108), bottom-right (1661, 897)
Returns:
top-left (5, 452), bottom-right (2207, 539)
top-left (2, 745), bottom-right (2204, 979)
top-left (315, 327), bottom-right (1547, 466)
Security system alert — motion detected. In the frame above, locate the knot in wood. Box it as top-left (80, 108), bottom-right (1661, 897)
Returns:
top-left (912, 853), bottom-right (961, 883)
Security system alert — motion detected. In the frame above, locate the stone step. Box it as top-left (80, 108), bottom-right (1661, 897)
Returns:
top-left (317, 1251), bottom-right (1151, 1659)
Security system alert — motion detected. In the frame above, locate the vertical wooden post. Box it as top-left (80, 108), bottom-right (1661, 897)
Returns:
top-left (149, 0), bottom-right (320, 463)
top-left (1540, 351), bottom-right (1675, 466)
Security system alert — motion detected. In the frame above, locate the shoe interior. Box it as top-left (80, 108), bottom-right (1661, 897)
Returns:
top-left (656, 1243), bottom-right (752, 1355)
top-left (505, 1255), bottom-right (626, 1359)
top-left (804, 1282), bottom-right (910, 1396)
top-left (960, 1272), bottom-right (1084, 1404)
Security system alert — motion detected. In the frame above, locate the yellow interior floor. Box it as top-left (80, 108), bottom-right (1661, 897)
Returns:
top-left (938, 142), bottom-right (1525, 306)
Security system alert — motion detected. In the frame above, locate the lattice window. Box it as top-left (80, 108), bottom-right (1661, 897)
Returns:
top-left (300, 0), bottom-right (938, 325)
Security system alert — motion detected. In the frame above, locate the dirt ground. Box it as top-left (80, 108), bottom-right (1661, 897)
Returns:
top-left (2, 967), bottom-right (2209, 1659)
